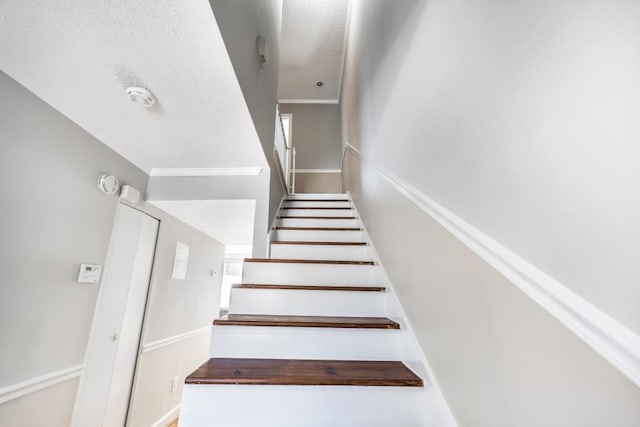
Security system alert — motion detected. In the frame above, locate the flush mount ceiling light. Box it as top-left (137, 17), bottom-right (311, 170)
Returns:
top-left (316, 81), bottom-right (324, 87)
top-left (126, 86), bottom-right (156, 108)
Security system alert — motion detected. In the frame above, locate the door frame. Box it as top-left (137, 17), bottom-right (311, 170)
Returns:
top-left (72, 202), bottom-right (160, 426)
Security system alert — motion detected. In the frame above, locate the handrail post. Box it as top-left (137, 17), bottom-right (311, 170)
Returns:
top-left (291, 147), bottom-right (296, 194)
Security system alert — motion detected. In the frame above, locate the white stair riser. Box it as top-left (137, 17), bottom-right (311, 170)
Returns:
top-left (180, 385), bottom-right (434, 427)
top-left (274, 230), bottom-right (364, 242)
top-left (210, 326), bottom-right (402, 360)
top-left (229, 288), bottom-right (386, 316)
top-left (277, 218), bottom-right (360, 228)
top-left (270, 244), bottom-right (373, 261)
top-left (242, 262), bottom-right (380, 285)
top-left (286, 193), bottom-right (348, 200)
top-left (282, 201), bottom-right (352, 208)
top-left (280, 208), bottom-right (354, 217)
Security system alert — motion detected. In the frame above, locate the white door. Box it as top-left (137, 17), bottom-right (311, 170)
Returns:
top-left (73, 203), bottom-right (159, 426)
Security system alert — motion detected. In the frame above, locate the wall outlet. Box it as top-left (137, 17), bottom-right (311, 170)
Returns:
top-left (171, 376), bottom-right (179, 393)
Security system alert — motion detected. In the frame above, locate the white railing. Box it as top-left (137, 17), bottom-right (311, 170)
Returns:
top-left (274, 105), bottom-right (295, 194)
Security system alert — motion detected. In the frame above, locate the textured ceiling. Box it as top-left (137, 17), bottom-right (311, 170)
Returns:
top-left (0, 0), bottom-right (267, 173)
top-left (278, 0), bottom-right (350, 102)
top-left (150, 200), bottom-right (255, 251)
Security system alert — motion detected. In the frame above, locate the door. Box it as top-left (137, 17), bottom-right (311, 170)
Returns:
top-left (73, 203), bottom-right (159, 426)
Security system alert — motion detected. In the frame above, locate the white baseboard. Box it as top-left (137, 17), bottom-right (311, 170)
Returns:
top-left (0, 364), bottom-right (84, 405)
top-left (278, 98), bottom-right (339, 104)
top-left (343, 142), bottom-right (640, 389)
top-left (151, 403), bottom-right (180, 427)
top-left (142, 326), bottom-right (212, 353)
top-left (295, 169), bottom-right (341, 174)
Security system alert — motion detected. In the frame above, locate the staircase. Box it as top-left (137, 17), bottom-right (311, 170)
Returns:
top-left (179, 193), bottom-right (455, 426)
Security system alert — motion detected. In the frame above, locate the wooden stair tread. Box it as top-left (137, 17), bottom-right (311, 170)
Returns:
top-left (285, 199), bottom-right (350, 202)
top-left (280, 207), bottom-right (352, 210)
top-left (214, 314), bottom-right (399, 329)
top-left (277, 216), bottom-right (357, 220)
top-left (232, 283), bottom-right (386, 292)
top-left (271, 241), bottom-right (368, 246)
top-left (275, 226), bottom-right (362, 231)
top-left (185, 358), bottom-right (423, 387)
top-left (244, 258), bottom-right (375, 266)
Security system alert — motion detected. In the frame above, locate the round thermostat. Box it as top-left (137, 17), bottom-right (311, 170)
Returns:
top-left (97, 174), bottom-right (120, 195)
top-left (126, 87), bottom-right (156, 108)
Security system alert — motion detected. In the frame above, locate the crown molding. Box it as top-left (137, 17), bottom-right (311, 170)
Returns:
top-left (149, 167), bottom-right (262, 177)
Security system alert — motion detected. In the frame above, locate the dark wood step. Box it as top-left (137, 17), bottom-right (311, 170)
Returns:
top-left (233, 283), bottom-right (386, 292)
top-left (280, 207), bottom-right (352, 210)
top-left (271, 241), bottom-right (368, 246)
top-left (275, 226), bottom-right (362, 231)
top-left (244, 258), bottom-right (375, 266)
top-left (277, 216), bottom-right (357, 220)
top-left (185, 358), bottom-right (423, 387)
top-left (284, 199), bottom-right (350, 202)
top-left (214, 314), bottom-right (399, 329)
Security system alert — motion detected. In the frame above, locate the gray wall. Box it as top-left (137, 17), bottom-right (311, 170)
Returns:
top-left (0, 71), bottom-right (225, 425)
top-left (294, 172), bottom-right (342, 194)
top-left (341, 0), bottom-right (640, 425)
top-left (146, 174), bottom-right (269, 257)
top-left (279, 103), bottom-right (342, 170)
top-left (209, 0), bottom-right (285, 223)
top-left (128, 206), bottom-right (224, 425)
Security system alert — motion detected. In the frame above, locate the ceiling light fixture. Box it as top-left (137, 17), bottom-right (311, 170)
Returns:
top-left (126, 86), bottom-right (156, 108)
top-left (316, 81), bottom-right (324, 87)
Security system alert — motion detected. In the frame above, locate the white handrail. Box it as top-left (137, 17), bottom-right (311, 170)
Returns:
top-left (290, 147), bottom-right (296, 194)
top-left (274, 105), bottom-right (294, 195)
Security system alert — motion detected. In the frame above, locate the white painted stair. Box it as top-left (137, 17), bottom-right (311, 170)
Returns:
top-left (179, 193), bottom-right (455, 427)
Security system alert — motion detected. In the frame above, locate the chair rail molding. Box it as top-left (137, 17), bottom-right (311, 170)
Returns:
top-left (151, 403), bottom-right (181, 427)
top-left (342, 142), bottom-right (640, 389)
top-left (142, 326), bottom-right (212, 353)
top-left (0, 364), bottom-right (84, 405)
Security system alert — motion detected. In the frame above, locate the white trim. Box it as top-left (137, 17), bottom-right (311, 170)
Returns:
top-left (149, 167), bottom-right (263, 177)
top-left (0, 364), bottom-right (84, 405)
top-left (295, 169), bottom-right (341, 174)
top-left (151, 403), bottom-right (181, 427)
top-left (347, 191), bottom-right (459, 425)
top-left (278, 99), bottom-right (339, 104)
top-left (337, 0), bottom-right (353, 102)
top-left (142, 326), bottom-right (212, 353)
top-left (281, 113), bottom-right (293, 149)
top-left (272, 147), bottom-right (288, 195)
top-left (343, 142), bottom-right (640, 389)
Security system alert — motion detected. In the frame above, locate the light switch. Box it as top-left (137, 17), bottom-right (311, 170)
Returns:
top-left (77, 264), bottom-right (102, 284)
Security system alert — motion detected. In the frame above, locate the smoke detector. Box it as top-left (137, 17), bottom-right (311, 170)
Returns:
top-left (97, 174), bottom-right (120, 195)
top-left (126, 87), bottom-right (156, 108)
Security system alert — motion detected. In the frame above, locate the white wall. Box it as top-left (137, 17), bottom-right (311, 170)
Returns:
top-left (209, 0), bottom-right (285, 222)
top-left (0, 70), bottom-right (225, 426)
top-left (342, 0), bottom-right (640, 334)
top-left (341, 0), bottom-right (640, 424)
